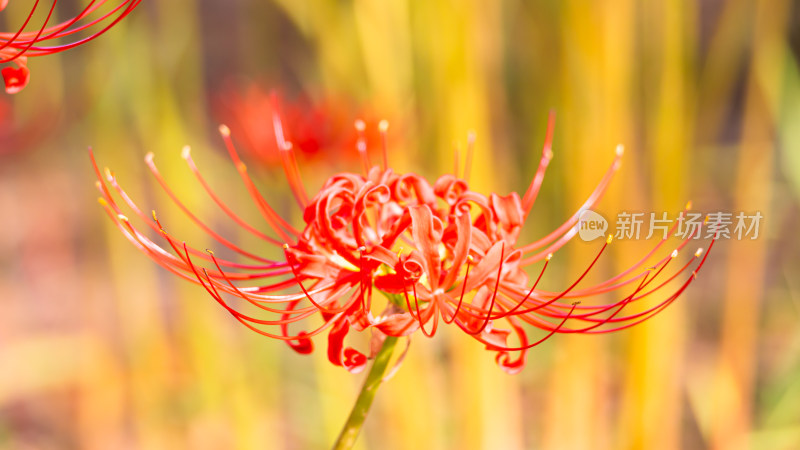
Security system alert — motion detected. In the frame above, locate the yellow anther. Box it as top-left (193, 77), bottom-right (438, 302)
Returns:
top-left (218, 124), bottom-right (231, 136)
top-left (606, 234), bottom-right (614, 244)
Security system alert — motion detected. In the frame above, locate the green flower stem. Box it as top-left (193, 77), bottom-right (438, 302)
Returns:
top-left (332, 335), bottom-right (399, 450)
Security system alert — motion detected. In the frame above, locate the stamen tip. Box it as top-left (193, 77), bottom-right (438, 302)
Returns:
top-left (354, 119), bottom-right (366, 131)
top-left (144, 152), bottom-right (155, 164)
top-left (615, 144), bottom-right (625, 157)
top-left (219, 124), bottom-right (231, 137)
top-left (181, 145), bottom-right (191, 159)
top-left (282, 243), bottom-right (290, 250)
top-left (606, 234), bottom-right (614, 244)
top-left (546, 253), bottom-right (553, 261)
top-left (695, 248), bottom-right (704, 257)
top-left (97, 197), bottom-right (107, 206)
top-left (467, 130), bottom-right (476, 142)
top-left (685, 200), bottom-right (693, 210)
top-left (117, 214), bottom-right (128, 222)
top-left (379, 119), bottom-right (389, 132)
top-left (671, 249), bottom-right (678, 258)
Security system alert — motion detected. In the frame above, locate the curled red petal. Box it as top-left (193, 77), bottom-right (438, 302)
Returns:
top-left (287, 331), bottom-right (314, 354)
top-left (327, 318), bottom-right (368, 373)
top-left (493, 320), bottom-right (529, 374)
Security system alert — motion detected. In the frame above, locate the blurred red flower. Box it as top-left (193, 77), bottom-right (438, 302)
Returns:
top-left (218, 86), bottom-right (392, 168)
top-left (1, 0), bottom-right (140, 93)
top-left (93, 112), bottom-right (714, 374)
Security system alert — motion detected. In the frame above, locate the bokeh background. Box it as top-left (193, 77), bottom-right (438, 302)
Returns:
top-left (1, 0), bottom-right (799, 449)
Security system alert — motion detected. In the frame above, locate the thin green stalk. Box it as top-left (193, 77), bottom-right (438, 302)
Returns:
top-left (332, 335), bottom-right (399, 450)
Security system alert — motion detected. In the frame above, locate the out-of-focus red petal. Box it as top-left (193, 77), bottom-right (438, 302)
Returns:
top-left (2, 63), bottom-right (29, 94)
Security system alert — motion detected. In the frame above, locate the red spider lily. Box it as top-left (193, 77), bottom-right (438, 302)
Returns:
top-left (218, 86), bottom-right (393, 168)
top-left (1, 0), bottom-right (140, 93)
top-left (91, 112), bottom-right (714, 374)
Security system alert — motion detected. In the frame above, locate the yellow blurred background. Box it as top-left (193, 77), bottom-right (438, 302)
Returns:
top-left (1, 0), bottom-right (799, 449)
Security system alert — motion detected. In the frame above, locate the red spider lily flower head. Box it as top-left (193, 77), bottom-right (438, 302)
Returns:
top-left (92, 111), bottom-right (714, 374)
top-left (1, 0), bottom-right (140, 93)
top-left (218, 86), bottom-right (394, 168)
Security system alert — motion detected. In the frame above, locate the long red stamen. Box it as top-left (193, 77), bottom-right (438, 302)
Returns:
top-left (519, 145), bottom-right (624, 257)
top-left (355, 119), bottom-right (371, 174)
top-left (485, 302), bottom-right (579, 351)
top-left (280, 244), bottom-right (345, 314)
top-left (182, 146), bottom-right (283, 245)
top-left (144, 153), bottom-right (277, 263)
top-left (379, 120), bottom-right (389, 171)
top-left (489, 253), bottom-right (551, 320)
top-left (468, 243), bottom-right (505, 335)
top-left (218, 125), bottom-right (299, 241)
top-left (271, 95), bottom-right (309, 208)
top-left (444, 255), bottom-right (473, 324)
top-left (521, 111), bottom-right (555, 220)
